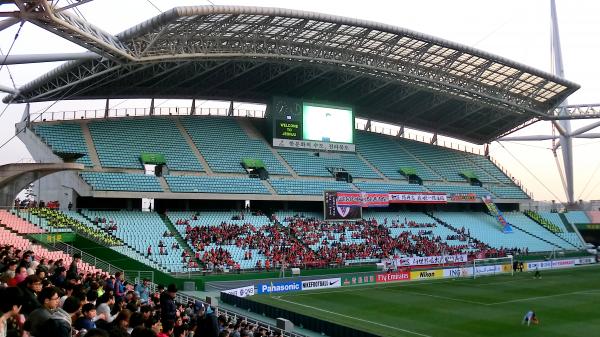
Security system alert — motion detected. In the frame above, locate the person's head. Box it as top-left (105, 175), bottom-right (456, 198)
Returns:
top-left (39, 286), bottom-right (61, 310)
top-left (25, 274), bottom-right (43, 293)
top-left (115, 272), bottom-right (122, 280)
top-left (0, 286), bottom-right (24, 314)
top-left (114, 309), bottom-right (132, 329)
top-left (173, 325), bottom-right (188, 337)
top-left (14, 265), bottom-right (27, 281)
top-left (167, 283), bottom-right (177, 298)
top-left (63, 295), bottom-right (82, 315)
top-left (161, 320), bottom-right (175, 335)
top-left (129, 312), bottom-right (145, 330)
top-left (82, 302), bottom-right (96, 319)
top-left (73, 253), bottom-right (81, 262)
top-left (140, 305), bottom-right (152, 319)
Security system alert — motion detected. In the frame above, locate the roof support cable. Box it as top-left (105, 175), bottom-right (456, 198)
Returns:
top-left (496, 141), bottom-right (565, 205)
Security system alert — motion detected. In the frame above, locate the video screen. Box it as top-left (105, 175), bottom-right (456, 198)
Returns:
top-left (302, 103), bottom-right (353, 144)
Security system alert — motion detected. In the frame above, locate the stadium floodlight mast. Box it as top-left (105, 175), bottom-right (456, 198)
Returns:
top-left (498, 0), bottom-right (600, 205)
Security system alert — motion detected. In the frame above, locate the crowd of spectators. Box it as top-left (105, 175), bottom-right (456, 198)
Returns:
top-left (172, 213), bottom-right (515, 271)
top-left (0, 244), bottom-right (285, 337)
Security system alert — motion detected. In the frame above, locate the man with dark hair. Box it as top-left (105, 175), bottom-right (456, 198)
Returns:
top-left (19, 274), bottom-right (42, 315)
top-left (68, 253), bottom-right (81, 280)
top-left (75, 302), bottom-right (97, 331)
top-left (160, 284), bottom-right (177, 325)
top-left (24, 286), bottom-right (61, 336)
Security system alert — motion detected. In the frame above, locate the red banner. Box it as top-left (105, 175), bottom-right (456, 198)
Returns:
top-left (361, 192), bottom-right (389, 207)
top-left (335, 192), bottom-right (362, 206)
top-left (375, 271), bottom-right (410, 283)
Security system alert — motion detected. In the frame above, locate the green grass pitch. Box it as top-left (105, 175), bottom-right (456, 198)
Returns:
top-left (251, 265), bottom-right (600, 337)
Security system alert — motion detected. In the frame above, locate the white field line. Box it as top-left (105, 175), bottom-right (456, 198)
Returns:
top-left (273, 296), bottom-right (433, 337)
top-left (399, 290), bottom-right (488, 306)
top-left (485, 290), bottom-right (600, 306)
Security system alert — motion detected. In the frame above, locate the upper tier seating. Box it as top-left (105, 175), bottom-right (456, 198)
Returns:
top-left (433, 211), bottom-right (558, 252)
top-left (486, 185), bottom-right (529, 199)
top-left (88, 118), bottom-right (203, 171)
top-left (269, 179), bottom-right (354, 195)
top-left (398, 138), bottom-right (498, 183)
top-left (354, 181), bottom-right (427, 192)
top-left (0, 210), bottom-right (45, 233)
top-left (464, 153), bottom-right (513, 184)
top-left (33, 123), bottom-right (93, 166)
top-left (80, 210), bottom-right (194, 273)
top-left (166, 175), bottom-right (270, 194)
top-left (277, 150), bottom-right (380, 178)
top-left (81, 172), bottom-right (163, 192)
top-left (0, 226), bottom-right (105, 275)
top-left (179, 117), bottom-right (289, 175)
top-left (355, 131), bottom-right (441, 181)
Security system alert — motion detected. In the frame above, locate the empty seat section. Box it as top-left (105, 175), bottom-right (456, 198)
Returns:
top-left (80, 210), bottom-right (191, 272)
top-left (355, 131), bottom-right (441, 181)
top-left (0, 210), bottom-right (45, 233)
top-left (486, 185), bottom-right (529, 199)
top-left (425, 184), bottom-right (492, 197)
top-left (565, 211), bottom-right (591, 224)
top-left (398, 138), bottom-right (498, 183)
top-left (81, 172), bottom-right (163, 192)
top-left (503, 212), bottom-right (576, 250)
top-left (538, 211), bottom-right (584, 248)
top-left (354, 181), bottom-right (426, 192)
top-left (179, 117), bottom-right (289, 175)
top-left (465, 153), bottom-right (513, 184)
top-left (277, 150), bottom-right (380, 178)
top-left (88, 117), bottom-right (203, 171)
top-left (269, 179), bottom-right (354, 195)
top-left (433, 212), bottom-right (558, 252)
top-left (165, 175), bottom-right (270, 194)
top-left (60, 211), bottom-right (166, 270)
top-left (33, 122), bottom-right (93, 166)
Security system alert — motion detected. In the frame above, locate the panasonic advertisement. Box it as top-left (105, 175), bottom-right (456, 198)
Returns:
top-left (257, 281), bottom-right (302, 294)
top-left (302, 278), bottom-right (341, 291)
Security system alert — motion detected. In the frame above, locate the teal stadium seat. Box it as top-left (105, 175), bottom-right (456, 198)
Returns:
top-left (355, 131), bottom-right (441, 181)
top-left (88, 117), bottom-right (203, 171)
top-left (80, 172), bottom-right (163, 192)
top-left (33, 123), bottom-right (93, 167)
top-left (179, 117), bottom-right (290, 175)
top-left (278, 150), bottom-right (380, 178)
top-left (165, 175), bottom-right (270, 194)
top-left (269, 179), bottom-right (353, 195)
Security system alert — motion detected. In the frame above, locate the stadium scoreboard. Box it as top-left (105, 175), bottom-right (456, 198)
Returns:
top-left (269, 96), bottom-right (355, 152)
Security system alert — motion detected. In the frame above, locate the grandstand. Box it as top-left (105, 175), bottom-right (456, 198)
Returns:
top-left (1, 2), bottom-right (598, 337)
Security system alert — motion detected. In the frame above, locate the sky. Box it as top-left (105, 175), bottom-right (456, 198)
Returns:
top-left (1, 0), bottom-right (599, 203)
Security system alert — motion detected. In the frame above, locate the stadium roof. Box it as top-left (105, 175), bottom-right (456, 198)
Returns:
top-left (3, 4), bottom-right (580, 143)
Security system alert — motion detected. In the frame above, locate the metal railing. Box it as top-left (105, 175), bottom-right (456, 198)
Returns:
top-left (31, 106), bottom-right (266, 122)
top-left (48, 240), bottom-right (154, 284)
